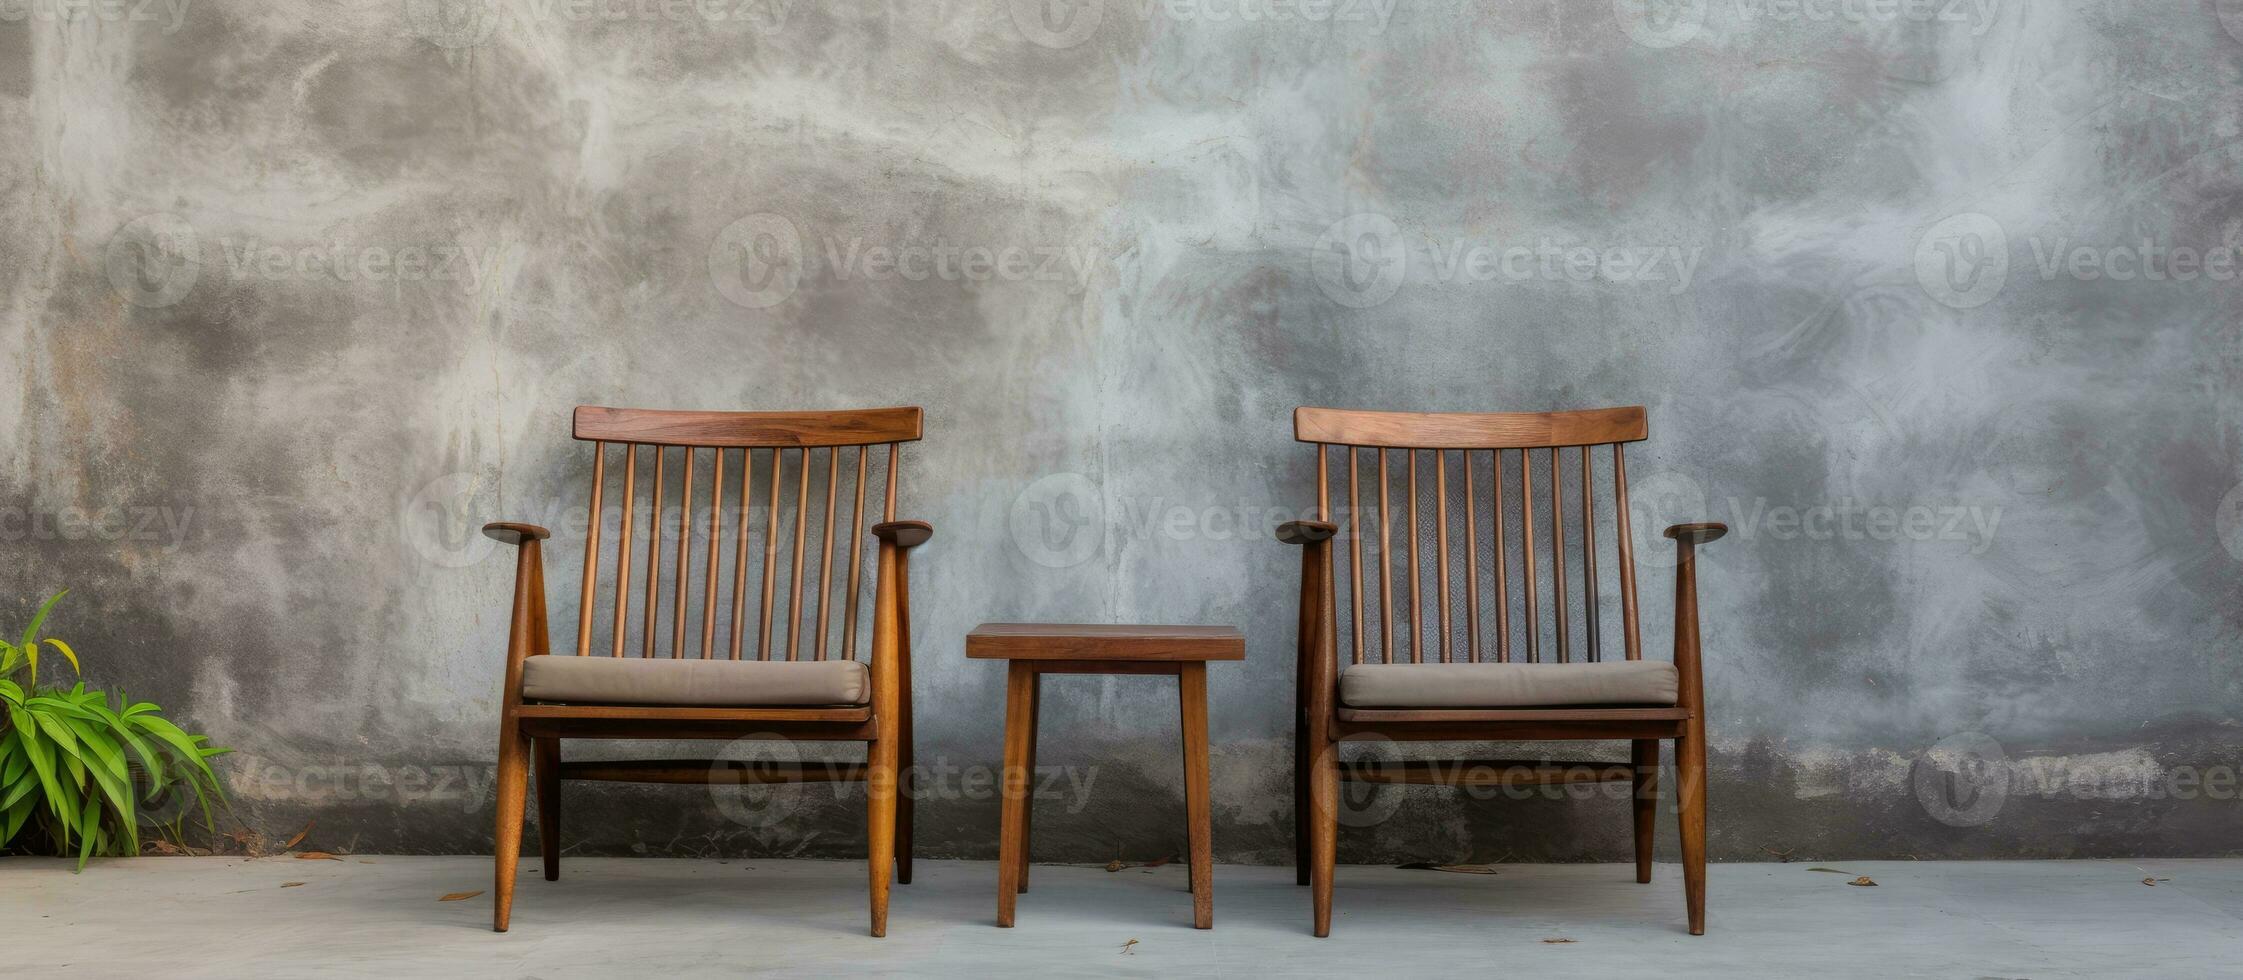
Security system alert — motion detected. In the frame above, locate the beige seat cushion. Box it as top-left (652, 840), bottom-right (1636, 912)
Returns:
top-left (1340, 661), bottom-right (1678, 709)
top-left (521, 656), bottom-right (870, 707)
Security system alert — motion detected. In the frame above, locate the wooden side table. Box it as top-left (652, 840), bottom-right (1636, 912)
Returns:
top-left (967, 623), bottom-right (1245, 930)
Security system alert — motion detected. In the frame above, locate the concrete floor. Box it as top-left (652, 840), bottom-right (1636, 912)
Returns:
top-left (11, 857), bottom-right (2243, 977)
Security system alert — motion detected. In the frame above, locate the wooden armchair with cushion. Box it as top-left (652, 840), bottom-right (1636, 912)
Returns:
top-left (1279, 406), bottom-right (1724, 936)
top-left (483, 406), bottom-right (931, 936)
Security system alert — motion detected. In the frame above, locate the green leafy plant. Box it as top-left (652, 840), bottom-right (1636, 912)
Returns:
top-left (0, 590), bottom-right (228, 868)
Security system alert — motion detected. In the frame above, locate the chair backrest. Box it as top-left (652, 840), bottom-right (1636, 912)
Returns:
top-left (566, 406), bottom-right (922, 663)
top-left (1293, 406), bottom-right (1649, 666)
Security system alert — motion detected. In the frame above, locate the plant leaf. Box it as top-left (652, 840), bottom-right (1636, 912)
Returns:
top-left (44, 639), bottom-right (79, 676)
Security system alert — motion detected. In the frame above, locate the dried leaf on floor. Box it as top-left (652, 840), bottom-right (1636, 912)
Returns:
top-left (295, 851), bottom-right (343, 861)
top-left (1806, 867), bottom-right (1852, 874)
top-left (439, 891), bottom-right (484, 902)
top-left (2142, 877), bottom-right (2169, 886)
top-left (1398, 862), bottom-right (1498, 874)
top-left (1847, 876), bottom-right (1877, 887)
top-left (1119, 939), bottom-right (1139, 956)
top-left (143, 840), bottom-right (188, 856)
top-left (282, 820), bottom-right (314, 851)
top-left (1542, 938), bottom-right (1576, 944)
top-left (1105, 859), bottom-right (1126, 872)
top-left (280, 882), bottom-right (307, 888)
top-left (1142, 855), bottom-right (1173, 868)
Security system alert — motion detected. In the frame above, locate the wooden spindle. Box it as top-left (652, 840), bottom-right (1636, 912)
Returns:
top-left (1406, 449), bottom-right (1421, 664)
top-left (787, 447), bottom-right (811, 660)
top-left (1522, 448), bottom-right (1538, 663)
top-left (1582, 445), bottom-right (1599, 662)
top-left (1551, 446), bottom-right (1568, 664)
top-left (814, 448), bottom-right (839, 660)
top-left (672, 448), bottom-right (694, 657)
top-left (1493, 449), bottom-right (1508, 663)
top-left (1614, 443), bottom-right (1642, 661)
top-left (1377, 448), bottom-right (1393, 665)
top-left (729, 449), bottom-right (754, 659)
top-left (1435, 450), bottom-right (1451, 663)
top-left (701, 448), bottom-right (725, 659)
top-left (1316, 445), bottom-right (1330, 520)
top-left (758, 448), bottom-right (783, 660)
top-left (575, 443), bottom-right (606, 658)
top-left (884, 443), bottom-right (899, 521)
top-left (1347, 448), bottom-right (1364, 665)
top-left (1463, 452), bottom-right (1480, 663)
top-left (610, 445), bottom-right (640, 657)
top-left (643, 447), bottom-right (665, 658)
top-left (843, 446), bottom-right (869, 662)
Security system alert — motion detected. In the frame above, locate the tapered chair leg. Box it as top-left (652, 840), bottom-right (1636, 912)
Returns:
top-left (492, 724), bottom-right (531, 932)
top-left (1018, 673), bottom-right (1039, 894)
top-left (1631, 738), bottom-right (1658, 884)
top-left (867, 734), bottom-right (900, 937)
top-left (1293, 708), bottom-right (1310, 886)
top-left (1676, 732), bottom-right (1708, 935)
top-left (897, 729), bottom-right (915, 885)
top-left (1308, 743), bottom-right (1338, 937)
top-left (534, 737), bottom-right (561, 881)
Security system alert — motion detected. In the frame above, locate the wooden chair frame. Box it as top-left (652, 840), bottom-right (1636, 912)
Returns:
top-left (484, 406), bottom-right (931, 936)
top-left (1279, 406), bottom-right (1725, 936)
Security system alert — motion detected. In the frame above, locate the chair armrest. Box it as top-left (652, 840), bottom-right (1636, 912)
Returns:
top-left (872, 520), bottom-right (934, 549)
top-left (1663, 522), bottom-right (1727, 545)
top-left (483, 522), bottom-right (552, 546)
top-left (1275, 520), bottom-right (1338, 545)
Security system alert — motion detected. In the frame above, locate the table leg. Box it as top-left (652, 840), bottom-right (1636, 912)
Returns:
top-left (997, 661), bottom-right (1035, 927)
top-left (1179, 661), bottom-right (1213, 929)
top-left (1019, 671), bottom-right (1040, 894)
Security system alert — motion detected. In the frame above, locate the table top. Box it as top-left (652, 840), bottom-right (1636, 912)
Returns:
top-left (965, 623), bottom-right (1245, 662)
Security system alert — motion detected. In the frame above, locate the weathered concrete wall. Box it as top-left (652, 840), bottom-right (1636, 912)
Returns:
top-left (4, 0), bottom-right (2240, 863)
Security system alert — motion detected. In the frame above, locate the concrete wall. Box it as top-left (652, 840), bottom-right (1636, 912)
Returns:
top-left (5, 0), bottom-right (2240, 863)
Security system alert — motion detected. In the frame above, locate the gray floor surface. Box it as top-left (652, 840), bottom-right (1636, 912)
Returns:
top-left (11, 856), bottom-right (2242, 977)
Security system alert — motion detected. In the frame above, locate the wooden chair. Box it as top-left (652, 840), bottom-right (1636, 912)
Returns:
top-left (1279, 406), bottom-right (1725, 937)
top-left (483, 406), bottom-right (932, 936)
